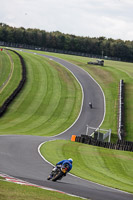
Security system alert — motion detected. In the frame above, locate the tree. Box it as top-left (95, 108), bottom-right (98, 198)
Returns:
top-left (0, 23), bottom-right (133, 62)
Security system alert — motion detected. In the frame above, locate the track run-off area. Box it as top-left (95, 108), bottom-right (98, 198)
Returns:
top-left (0, 49), bottom-right (133, 200)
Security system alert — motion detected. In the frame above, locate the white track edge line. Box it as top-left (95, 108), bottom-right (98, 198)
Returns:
top-left (42, 53), bottom-right (106, 134)
top-left (0, 171), bottom-right (87, 199)
top-left (38, 140), bottom-right (132, 195)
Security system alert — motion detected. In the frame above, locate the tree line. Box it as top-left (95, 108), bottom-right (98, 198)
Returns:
top-left (0, 23), bottom-right (133, 62)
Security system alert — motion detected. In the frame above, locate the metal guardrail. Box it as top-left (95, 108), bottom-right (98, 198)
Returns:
top-left (118, 80), bottom-right (124, 140)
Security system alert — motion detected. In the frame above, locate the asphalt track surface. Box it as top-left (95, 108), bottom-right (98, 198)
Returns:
top-left (0, 51), bottom-right (132, 200)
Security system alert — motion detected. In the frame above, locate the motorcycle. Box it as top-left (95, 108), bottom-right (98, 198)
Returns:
top-left (89, 102), bottom-right (92, 108)
top-left (47, 164), bottom-right (69, 182)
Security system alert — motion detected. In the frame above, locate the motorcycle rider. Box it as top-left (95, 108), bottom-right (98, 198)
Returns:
top-left (56, 158), bottom-right (73, 173)
top-left (47, 158), bottom-right (73, 180)
top-left (89, 102), bottom-right (92, 108)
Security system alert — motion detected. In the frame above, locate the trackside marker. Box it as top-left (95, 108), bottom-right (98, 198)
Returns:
top-left (71, 135), bottom-right (76, 141)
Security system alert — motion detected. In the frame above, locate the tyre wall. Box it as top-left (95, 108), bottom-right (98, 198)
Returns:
top-left (75, 135), bottom-right (133, 152)
top-left (0, 49), bottom-right (26, 117)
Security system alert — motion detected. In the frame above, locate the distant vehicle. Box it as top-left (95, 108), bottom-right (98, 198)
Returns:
top-left (87, 59), bottom-right (104, 66)
top-left (89, 102), bottom-right (92, 108)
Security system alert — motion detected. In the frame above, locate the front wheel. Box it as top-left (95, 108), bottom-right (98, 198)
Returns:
top-left (47, 176), bottom-right (51, 180)
top-left (52, 171), bottom-right (64, 182)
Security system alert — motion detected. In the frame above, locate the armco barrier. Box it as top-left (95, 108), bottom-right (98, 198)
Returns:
top-left (118, 80), bottom-right (125, 140)
top-left (0, 49), bottom-right (26, 117)
top-left (75, 135), bottom-right (133, 152)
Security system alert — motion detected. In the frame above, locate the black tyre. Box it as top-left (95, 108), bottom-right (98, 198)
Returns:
top-left (47, 176), bottom-right (51, 180)
top-left (52, 171), bottom-right (64, 182)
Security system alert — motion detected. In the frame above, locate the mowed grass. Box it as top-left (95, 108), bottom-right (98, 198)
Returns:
top-left (0, 51), bottom-right (11, 89)
top-left (34, 51), bottom-right (133, 141)
top-left (0, 50), bottom-right (22, 106)
top-left (0, 180), bottom-right (83, 200)
top-left (0, 52), bottom-right (82, 136)
top-left (41, 140), bottom-right (133, 193)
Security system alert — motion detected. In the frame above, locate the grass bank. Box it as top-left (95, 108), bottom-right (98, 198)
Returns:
top-left (0, 50), bottom-right (22, 107)
top-left (0, 52), bottom-right (82, 136)
top-left (0, 179), bottom-right (84, 200)
top-left (0, 50), bottom-right (11, 89)
top-left (41, 140), bottom-right (133, 193)
top-left (36, 51), bottom-right (133, 141)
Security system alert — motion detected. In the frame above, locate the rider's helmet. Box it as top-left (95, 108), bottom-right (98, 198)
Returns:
top-left (68, 158), bottom-right (73, 164)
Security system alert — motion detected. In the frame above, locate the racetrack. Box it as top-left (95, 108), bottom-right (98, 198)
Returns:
top-left (0, 51), bottom-right (132, 200)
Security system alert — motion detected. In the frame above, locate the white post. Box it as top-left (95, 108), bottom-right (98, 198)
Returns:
top-left (86, 125), bottom-right (89, 135)
top-left (108, 129), bottom-right (112, 142)
top-left (98, 127), bottom-right (100, 140)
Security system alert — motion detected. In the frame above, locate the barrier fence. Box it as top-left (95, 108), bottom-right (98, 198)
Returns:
top-left (118, 79), bottom-right (125, 140)
top-left (0, 49), bottom-right (26, 117)
top-left (74, 135), bottom-right (133, 152)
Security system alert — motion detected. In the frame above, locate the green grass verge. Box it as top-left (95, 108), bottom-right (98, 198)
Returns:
top-left (41, 140), bottom-right (133, 193)
top-left (0, 52), bottom-right (82, 136)
top-left (0, 51), bottom-right (11, 88)
top-left (0, 50), bottom-right (22, 106)
top-left (33, 51), bottom-right (133, 141)
top-left (0, 180), bottom-right (83, 200)
top-left (1, 49), bottom-right (132, 141)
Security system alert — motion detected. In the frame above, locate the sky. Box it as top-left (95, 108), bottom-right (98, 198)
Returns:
top-left (0, 0), bottom-right (133, 41)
